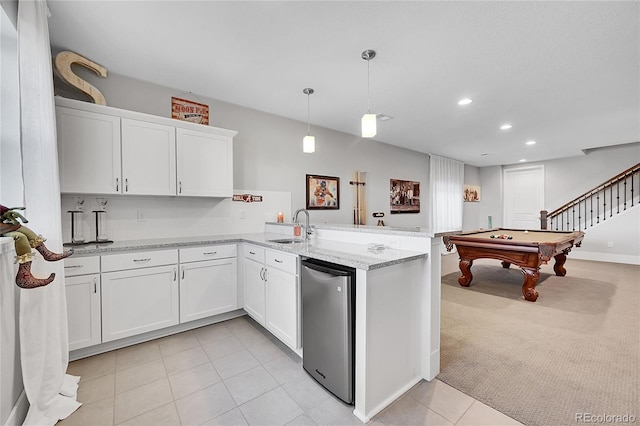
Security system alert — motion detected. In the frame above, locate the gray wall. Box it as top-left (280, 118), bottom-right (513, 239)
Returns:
top-left (55, 70), bottom-right (430, 228)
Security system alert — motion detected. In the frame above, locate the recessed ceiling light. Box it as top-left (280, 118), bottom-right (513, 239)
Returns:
top-left (526, 140), bottom-right (536, 145)
top-left (519, 159), bottom-right (527, 162)
top-left (500, 124), bottom-right (512, 130)
top-left (376, 113), bottom-right (393, 121)
top-left (458, 98), bottom-right (472, 106)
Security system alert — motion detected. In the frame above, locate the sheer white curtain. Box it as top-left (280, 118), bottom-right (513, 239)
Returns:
top-left (18, 1), bottom-right (80, 424)
top-left (429, 154), bottom-right (464, 234)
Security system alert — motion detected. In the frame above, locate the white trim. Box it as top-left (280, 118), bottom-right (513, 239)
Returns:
top-left (570, 251), bottom-right (639, 265)
top-left (3, 391), bottom-right (28, 426)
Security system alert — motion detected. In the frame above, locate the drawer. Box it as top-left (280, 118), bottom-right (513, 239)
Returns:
top-left (243, 244), bottom-right (265, 262)
top-left (266, 249), bottom-right (298, 275)
top-left (101, 249), bottom-right (178, 272)
top-left (64, 256), bottom-right (100, 276)
top-left (180, 244), bottom-right (237, 263)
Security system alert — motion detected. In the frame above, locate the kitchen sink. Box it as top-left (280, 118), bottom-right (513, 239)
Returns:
top-left (268, 238), bottom-right (306, 244)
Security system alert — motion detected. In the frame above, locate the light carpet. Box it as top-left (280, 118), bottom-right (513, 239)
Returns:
top-left (438, 255), bottom-right (639, 426)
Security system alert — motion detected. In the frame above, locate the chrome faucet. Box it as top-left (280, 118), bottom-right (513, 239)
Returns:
top-left (293, 208), bottom-right (312, 240)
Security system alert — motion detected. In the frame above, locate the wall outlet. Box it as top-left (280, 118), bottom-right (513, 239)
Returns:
top-left (607, 241), bottom-right (614, 248)
top-left (137, 210), bottom-right (146, 222)
top-left (240, 210), bottom-right (246, 219)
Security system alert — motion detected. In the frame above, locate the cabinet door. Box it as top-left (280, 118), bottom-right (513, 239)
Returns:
top-left (265, 267), bottom-right (300, 349)
top-left (101, 265), bottom-right (179, 342)
top-left (121, 118), bottom-right (176, 195)
top-left (180, 258), bottom-right (238, 323)
top-left (176, 128), bottom-right (233, 197)
top-left (243, 258), bottom-right (266, 325)
top-left (65, 273), bottom-right (101, 350)
top-left (56, 107), bottom-right (121, 194)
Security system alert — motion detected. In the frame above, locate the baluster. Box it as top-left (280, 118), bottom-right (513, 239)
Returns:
top-left (624, 178), bottom-right (627, 210)
top-left (616, 178), bottom-right (620, 214)
top-left (603, 187), bottom-right (607, 218)
top-left (610, 182), bottom-right (613, 218)
top-left (631, 171), bottom-right (635, 207)
top-left (571, 205), bottom-right (575, 231)
top-left (596, 190), bottom-right (600, 223)
top-left (590, 195), bottom-right (593, 227)
top-left (578, 199), bottom-right (582, 231)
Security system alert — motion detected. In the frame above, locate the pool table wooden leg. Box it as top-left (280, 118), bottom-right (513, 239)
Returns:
top-left (521, 267), bottom-right (539, 302)
top-left (553, 253), bottom-right (567, 276)
top-left (458, 258), bottom-right (473, 286)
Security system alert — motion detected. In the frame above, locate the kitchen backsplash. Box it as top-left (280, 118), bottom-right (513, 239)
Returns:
top-left (60, 190), bottom-right (292, 242)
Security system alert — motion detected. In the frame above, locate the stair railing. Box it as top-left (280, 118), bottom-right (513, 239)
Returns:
top-left (540, 162), bottom-right (640, 231)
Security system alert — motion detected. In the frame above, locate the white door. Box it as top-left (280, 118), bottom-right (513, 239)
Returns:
top-left (121, 118), bottom-right (176, 195)
top-left (176, 128), bottom-right (233, 197)
top-left (243, 258), bottom-right (266, 325)
top-left (180, 258), bottom-right (238, 323)
top-left (65, 273), bottom-right (101, 350)
top-left (265, 267), bottom-right (299, 350)
top-left (101, 265), bottom-right (179, 342)
top-left (503, 166), bottom-right (545, 229)
top-left (56, 107), bottom-right (121, 194)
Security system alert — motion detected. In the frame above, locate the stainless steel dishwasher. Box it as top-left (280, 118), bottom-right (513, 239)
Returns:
top-left (301, 257), bottom-right (355, 404)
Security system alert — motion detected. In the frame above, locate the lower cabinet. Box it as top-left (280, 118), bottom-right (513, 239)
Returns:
top-left (243, 244), bottom-right (300, 350)
top-left (101, 250), bottom-right (179, 342)
top-left (64, 256), bottom-right (101, 351)
top-left (179, 244), bottom-right (238, 323)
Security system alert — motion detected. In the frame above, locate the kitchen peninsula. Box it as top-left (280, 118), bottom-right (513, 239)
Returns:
top-left (66, 223), bottom-right (441, 422)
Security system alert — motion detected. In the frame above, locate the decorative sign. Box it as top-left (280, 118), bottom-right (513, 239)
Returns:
top-left (232, 194), bottom-right (263, 202)
top-left (171, 97), bottom-right (209, 125)
top-left (390, 179), bottom-right (420, 213)
top-left (54, 51), bottom-right (108, 105)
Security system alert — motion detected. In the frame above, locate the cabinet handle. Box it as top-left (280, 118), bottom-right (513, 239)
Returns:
top-left (93, 277), bottom-right (97, 293)
top-left (174, 268), bottom-right (177, 281)
top-left (203, 251), bottom-right (217, 255)
top-left (125, 178), bottom-right (129, 192)
top-left (64, 265), bottom-right (83, 269)
top-left (264, 268), bottom-right (268, 282)
top-left (259, 267), bottom-right (264, 281)
top-left (179, 181), bottom-right (182, 194)
top-left (274, 259), bottom-right (283, 263)
top-left (133, 258), bottom-right (151, 262)
top-left (116, 177), bottom-right (119, 192)
top-left (249, 251), bottom-right (256, 255)
top-left (182, 267), bottom-right (185, 280)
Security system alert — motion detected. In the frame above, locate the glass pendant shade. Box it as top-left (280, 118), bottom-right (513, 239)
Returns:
top-left (361, 113), bottom-right (377, 138)
top-left (303, 135), bottom-right (315, 153)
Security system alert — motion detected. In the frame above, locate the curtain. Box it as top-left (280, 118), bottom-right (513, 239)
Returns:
top-left (17, 1), bottom-right (81, 424)
top-left (429, 154), bottom-right (464, 234)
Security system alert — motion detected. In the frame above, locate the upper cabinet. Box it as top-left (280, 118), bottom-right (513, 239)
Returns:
top-left (55, 97), bottom-right (237, 197)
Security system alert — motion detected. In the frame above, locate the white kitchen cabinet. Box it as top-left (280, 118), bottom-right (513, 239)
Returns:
top-left (242, 244), bottom-right (300, 349)
top-left (179, 244), bottom-right (238, 323)
top-left (101, 250), bottom-right (179, 342)
top-left (64, 256), bottom-right (101, 351)
top-left (55, 97), bottom-right (236, 198)
top-left (243, 244), bottom-right (266, 325)
top-left (121, 118), bottom-right (176, 196)
top-left (176, 128), bottom-right (233, 197)
top-left (57, 107), bottom-right (121, 194)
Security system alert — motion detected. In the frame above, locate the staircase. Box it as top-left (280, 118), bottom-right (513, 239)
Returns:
top-left (540, 163), bottom-right (640, 231)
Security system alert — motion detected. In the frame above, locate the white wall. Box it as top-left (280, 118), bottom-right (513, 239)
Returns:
top-left (473, 143), bottom-right (640, 264)
top-left (54, 69), bottom-right (431, 233)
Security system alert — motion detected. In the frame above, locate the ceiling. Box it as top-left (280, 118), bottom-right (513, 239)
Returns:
top-left (46, 1), bottom-right (639, 167)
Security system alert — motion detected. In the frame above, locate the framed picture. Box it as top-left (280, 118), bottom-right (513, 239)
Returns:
top-left (390, 179), bottom-right (420, 213)
top-left (306, 175), bottom-right (339, 209)
top-left (464, 184), bottom-right (481, 202)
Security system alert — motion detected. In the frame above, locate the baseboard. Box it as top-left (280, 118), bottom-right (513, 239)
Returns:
top-left (3, 390), bottom-right (28, 426)
top-left (353, 376), bottom-right (423, 423)
top-left (571, 251), bottom-right (640, 265)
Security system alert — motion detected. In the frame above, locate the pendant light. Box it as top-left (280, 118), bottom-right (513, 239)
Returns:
top-left (361, 49), bottom-right (377, 138)
top-left (303, 88), bottom-right (315, 153)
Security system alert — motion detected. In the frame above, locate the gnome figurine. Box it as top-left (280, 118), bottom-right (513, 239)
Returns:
top-left (0, 204), bottom-right (72, 288)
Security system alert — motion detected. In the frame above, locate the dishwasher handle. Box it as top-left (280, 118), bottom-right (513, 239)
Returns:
top-left (301, 259), bottom-right (353, 277)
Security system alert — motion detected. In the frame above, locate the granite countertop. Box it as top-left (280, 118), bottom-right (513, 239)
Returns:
top-left (68, 231), bottom-right (428, 271)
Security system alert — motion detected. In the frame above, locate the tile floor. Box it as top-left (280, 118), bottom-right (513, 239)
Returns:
top-left (61, 312), bottom-right (522, 426)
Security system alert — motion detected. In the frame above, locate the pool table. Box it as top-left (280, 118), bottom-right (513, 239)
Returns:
top-left (442, 228), bottom-right (584, 302)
